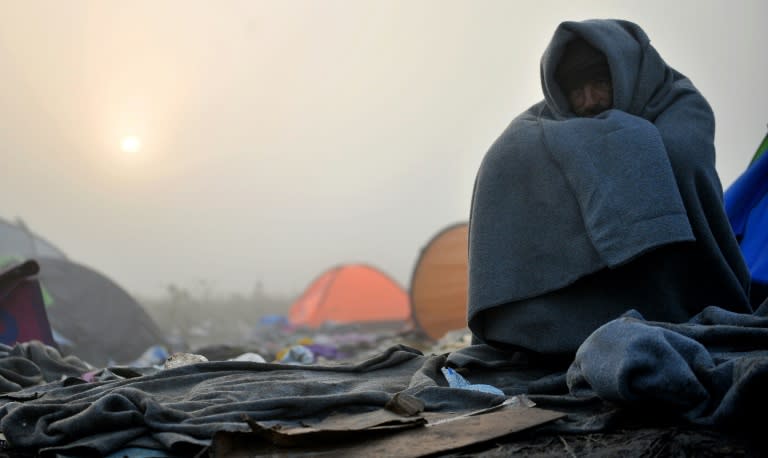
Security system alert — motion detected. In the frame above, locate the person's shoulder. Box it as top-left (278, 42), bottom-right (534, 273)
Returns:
top-left (485, 102), bottom-right (548, 155)
top-left (508, 101), bottom-right (547, 128)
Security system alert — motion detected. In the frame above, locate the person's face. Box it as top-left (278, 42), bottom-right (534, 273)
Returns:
top-left (567, 78), bottom-right (612, 117)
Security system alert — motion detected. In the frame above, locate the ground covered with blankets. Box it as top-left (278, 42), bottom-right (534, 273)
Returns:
top-left (1, 305), bottom-right (768, 457)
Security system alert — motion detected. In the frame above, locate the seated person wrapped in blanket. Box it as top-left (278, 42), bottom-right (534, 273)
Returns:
top-left (467, 19), bottom-right (753, 356)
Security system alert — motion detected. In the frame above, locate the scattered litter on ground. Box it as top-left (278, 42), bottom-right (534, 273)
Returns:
top-left (164, 352), bottom-right (209, 369)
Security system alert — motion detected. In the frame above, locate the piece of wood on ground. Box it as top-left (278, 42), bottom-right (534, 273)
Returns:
top-left (208, 403), bottom-right (565, 457)
top-left (246, 408), bottom-right (427, 447)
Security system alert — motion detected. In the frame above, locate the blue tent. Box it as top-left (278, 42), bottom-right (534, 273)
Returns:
top-left (752, 131), bottom-right (768, 164)
top-left (725, 132), bottom-right (768, 306)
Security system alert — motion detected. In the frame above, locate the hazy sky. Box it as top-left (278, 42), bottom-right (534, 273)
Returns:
top-left (1, 1), bottom-right (766, 299)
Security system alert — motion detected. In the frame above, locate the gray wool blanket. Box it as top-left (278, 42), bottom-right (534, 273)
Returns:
top-left (468, 19), bottom-right (751, 354)
top-left (448, 299), bottom-right (768, 433)
top-left (0, 344), bottom-right (504, 457)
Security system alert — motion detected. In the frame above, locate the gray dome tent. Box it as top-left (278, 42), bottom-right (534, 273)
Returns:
top-left (36, 257), bottom-right (167, 366)
top-left (0, 217), bottom-right (67, 260)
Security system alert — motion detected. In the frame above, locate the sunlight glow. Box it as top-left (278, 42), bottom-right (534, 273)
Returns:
top-left (120, 136), bottom-right (142, 154)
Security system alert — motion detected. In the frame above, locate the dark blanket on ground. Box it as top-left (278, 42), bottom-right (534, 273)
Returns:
top-left (0, 344), bottom-right (504, 456)
top-left (3, 301), bottom-right (768, 457)
top-left (467, 19), bottom-right (752, 355)
top-left (0, 342), bottom-right (91, 393)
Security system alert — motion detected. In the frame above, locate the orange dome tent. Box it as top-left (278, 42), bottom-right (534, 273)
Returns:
top-left (288, 264), bottom-right (411, 328)
top-left (410, 222), bottom-right (469, 340)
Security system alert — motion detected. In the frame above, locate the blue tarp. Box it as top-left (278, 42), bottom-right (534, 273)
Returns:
top-left (725, 146), bottom-right (768, 287)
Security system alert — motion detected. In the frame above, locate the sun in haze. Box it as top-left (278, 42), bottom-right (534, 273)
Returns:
top-left (120, 136), bottom-right (142, 154)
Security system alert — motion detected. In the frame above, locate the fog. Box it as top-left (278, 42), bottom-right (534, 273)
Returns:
top-left (1, 1), bottom-right (766, 299)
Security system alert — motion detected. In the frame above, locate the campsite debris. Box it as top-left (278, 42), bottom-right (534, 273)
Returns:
top-left (188, 343), bottom-right (251, 362)
top-left (304, 342), bottom-right (346, 360)
top-left (430, 328), bottom-right (472, 354)
top-left (220, 320), bottom-right (423, 364)
top-left (259, 314), bottom-right (289, 326)
top-left (130, 344), bottom-right (170, 367)
top-left (273, 336), bottom-right (350, 364)
top-left (441, 366), bottom-right (505, 396)
top-left (228, 352), bottom-right (266, 363)
top-left (164, 352), bottom-right (209, 369)
top-left (275, 345), bottom-right (315, 365)
top-left (132, 316), bottom-right (469, 370)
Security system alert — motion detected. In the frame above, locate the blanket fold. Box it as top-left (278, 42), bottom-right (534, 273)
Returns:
top-left (540, 109), bottom-right (692, 266)
top-left (566, 306), bottom-right (768, 427)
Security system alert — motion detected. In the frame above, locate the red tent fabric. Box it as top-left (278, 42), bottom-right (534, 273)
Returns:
top-left (288, 264), bottom-right (410, 328)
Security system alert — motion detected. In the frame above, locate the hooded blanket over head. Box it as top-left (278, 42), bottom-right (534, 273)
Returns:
top-left (468, 19), bottom-right (752, 355)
